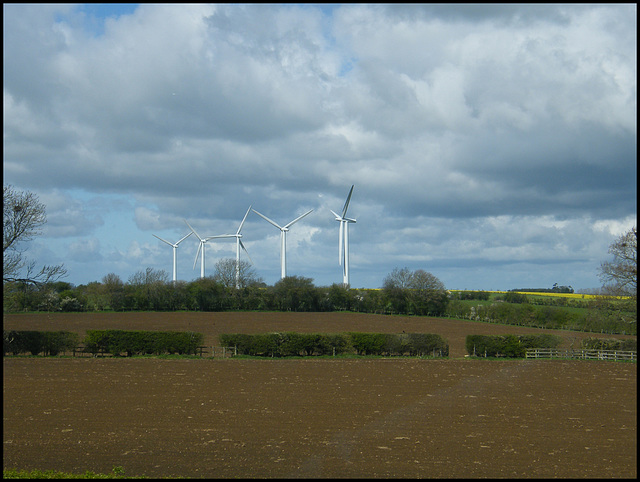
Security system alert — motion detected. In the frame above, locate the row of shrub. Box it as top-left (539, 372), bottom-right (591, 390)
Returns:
top-left (3, 330), bottom-right (80, 356)
top-left (580, 337), bottom-right (637, 351)
top-left (465, 334), bottom-right (563, 358)
top-left (447, 300), bottom-right (636, 335)
top-left (83, 330), bottom-right (204, 357)
top-left (3, 330), bottom-right (204, 357)
top-left (5, 330), bottom-right (635, 359)
top-left (464, 334), bottom-right (638, 358)
top-left (219, 332), bottom-right (449, 358)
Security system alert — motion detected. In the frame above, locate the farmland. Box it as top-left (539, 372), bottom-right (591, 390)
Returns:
top-left (3, 312), bottom-right (637, 478)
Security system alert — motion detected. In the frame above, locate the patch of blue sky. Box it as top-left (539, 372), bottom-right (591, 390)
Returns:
top-left (338, 57), bottom-right (357, 77)
top-left (60, 188), bottom-right (137, 244)
top-left (77, 3), bottom-right (139, 20)
top-left (307, 3), bottom-right (340, 16)
top-left (57, 4), bottom-right (140, 37)
top-left (299, 4), bottom-right (357, 77)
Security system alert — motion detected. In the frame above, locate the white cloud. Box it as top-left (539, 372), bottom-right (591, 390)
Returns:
top-left (68, 237), bottom-right (102, 263)
top-left (592, 216), bottom-right (637, 237)
top-left (3, 4), bottom-right (635, 290)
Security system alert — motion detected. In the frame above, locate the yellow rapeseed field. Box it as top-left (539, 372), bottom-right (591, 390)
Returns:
top-left (449, 290), bottom-right (631, 300)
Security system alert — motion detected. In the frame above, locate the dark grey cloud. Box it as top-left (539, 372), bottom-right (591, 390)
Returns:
top-left (3, 3), bottom-right (635, 289)
top-left (382, 4), bottom-right (584, 25)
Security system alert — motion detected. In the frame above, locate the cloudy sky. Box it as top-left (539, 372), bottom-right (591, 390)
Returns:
top-left (3, 4), bottom-right (636, 290)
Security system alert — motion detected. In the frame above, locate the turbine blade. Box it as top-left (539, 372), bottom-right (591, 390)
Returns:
top-left (329, 209), bottom-right (342, 220)
top-left (252, 209), bottom-right (283, 230)
top-left (176, 232), bottom-right (192, 245)
top-left (237, 205), bottom-right (252, 234)
top-left (338, 221), bottom-right (344, 266)
top-left (193, 242), bottom-right (202, 270)
top-left (153, 234), bottom-right (174, 246)
top-left (284, 209), bottom-right (313, 229)
top-left (184, 219), bottom-right (203, 241)
top-left (239, 239), bottom-right (253, 265)
top-left (206, 234), bottom-right (234, 240)
top-left (341, 185), bottom-right (354, 217)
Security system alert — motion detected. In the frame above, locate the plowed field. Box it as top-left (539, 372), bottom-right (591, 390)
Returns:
top-left (3, 312), bottom-right (637, 478)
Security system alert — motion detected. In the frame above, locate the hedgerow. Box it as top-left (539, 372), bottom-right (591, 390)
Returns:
top-left (83, 330), bottom-right (203, 356)
top-left (465, 334), bottom-right (562, 358)
top-left (3, 330), bottom-right (80, 356)
top-left (220, 332), bottom-right (448, 358)
top-left (580, 337), bottom-right (637, 351)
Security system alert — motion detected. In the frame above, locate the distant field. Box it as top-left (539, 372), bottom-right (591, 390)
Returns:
top-left (3, 311), bottom-right (636, 358)
top-left (449, 289), bottom-right (631, 300)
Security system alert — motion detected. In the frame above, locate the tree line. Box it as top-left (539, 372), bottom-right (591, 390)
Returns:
top-left (3, 266), bottom-right (450, 316)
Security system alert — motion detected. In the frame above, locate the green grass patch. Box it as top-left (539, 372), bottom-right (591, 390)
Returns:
top-left (2, 466), bottom-right (151, 479)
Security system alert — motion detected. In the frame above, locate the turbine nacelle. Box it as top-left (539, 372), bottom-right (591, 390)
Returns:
top-left (252, 207), bottom-right (313, 279)
top-left (208, 206), bottom-right (255, 288)
top-left (184, 219), bottom-right (233, 278)
top-left (153, 232), bottom-right (192, 282)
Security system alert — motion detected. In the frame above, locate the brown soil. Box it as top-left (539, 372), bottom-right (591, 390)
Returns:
top-left (3, 312), bottom-right (637, 478)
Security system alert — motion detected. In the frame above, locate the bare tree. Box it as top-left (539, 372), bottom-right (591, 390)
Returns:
top-left (382, 267), bottom-right (448, 315)
top-left (382, 267), bottom-right (414, 290)
top-left (382, 267), bottom-right (445, 291)
top-left (3, 185), bottom-right (67, 285)
top-left (599, 226), bottom-right (637, 296)
top-left (213, 258), bottom-right (262, 289)
top-left (127, 267), bottom-right (169, 286)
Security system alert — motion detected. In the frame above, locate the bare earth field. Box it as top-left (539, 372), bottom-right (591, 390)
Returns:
top-left (3, 312), bottom-right (637, 478)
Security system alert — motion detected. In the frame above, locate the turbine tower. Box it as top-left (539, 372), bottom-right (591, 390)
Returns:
top-left (184, 220), bottom-right (231, 279)
top-left (216, 206), bottom-right (254, 289)
top-left (153, 232), bottom-right (192, 283)
top-left (330, 185), bottom-right (356, 287)
top-left (252, 208), bottom-right (313, 279)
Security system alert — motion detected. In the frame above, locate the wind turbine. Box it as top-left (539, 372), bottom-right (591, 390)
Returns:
top-left (252, 207), bottom-right (313, 279)
top-left (216, 206), bottom-right (254, 289)
top-left (153, 232), bottom-right (192, 283)
top-left (184, 220), bottom-right (231, 279)
top-left (330, 185), bottom-right (356, 287)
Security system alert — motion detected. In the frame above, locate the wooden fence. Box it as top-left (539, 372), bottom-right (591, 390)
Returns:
top-left (526, 348), bottom-right (637, 361)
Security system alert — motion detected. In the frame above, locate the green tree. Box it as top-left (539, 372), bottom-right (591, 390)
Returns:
top-left (272, 276), bottom-right (318, 311)
top-left (188, 277), bottom-right (228, 311)
top-left (407, 269), bottom-right (448, 315)
top-left (326, 283), bottom-right (353, 311)
top-left (101, 273), bottom-right (125, 311)
top-left (127, 267), bottom-right (169, 310)
top-left (382, 267), bottom-right (412, 313)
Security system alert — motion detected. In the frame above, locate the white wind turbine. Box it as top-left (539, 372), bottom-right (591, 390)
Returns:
top-left (252, 207), bottom-right (313, 279)
top-left (184, 220), bottom-right (231, 279)
top-left (330, 185), bottom-right (356, 287)
top-left (216, 206), bottom-right (254, 289)
top-left (153, 232), bottom-right (192, 283)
